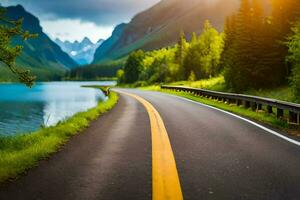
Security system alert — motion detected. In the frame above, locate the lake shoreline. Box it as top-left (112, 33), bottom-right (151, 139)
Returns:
top-left (0, 90), bottom-right (118, 183)
top-left (0, 81), bottom-right (116, 136)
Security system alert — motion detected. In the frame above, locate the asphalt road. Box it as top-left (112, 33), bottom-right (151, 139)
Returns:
top-left (1, 89), bottom-right (300, 200)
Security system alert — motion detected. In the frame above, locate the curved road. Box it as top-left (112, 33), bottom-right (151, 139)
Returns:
top-left (1, 89), bottom-right (300, 200)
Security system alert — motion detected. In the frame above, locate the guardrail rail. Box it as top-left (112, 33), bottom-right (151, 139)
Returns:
top-left (161, 85), bottom-right (300, 125)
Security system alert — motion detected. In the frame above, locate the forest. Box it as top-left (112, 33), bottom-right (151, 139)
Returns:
top-left (119, 0), bottom-right (300, 101)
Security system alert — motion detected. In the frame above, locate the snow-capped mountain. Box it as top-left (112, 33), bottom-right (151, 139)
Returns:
top-left (55, 37), bottom-right (104, 65)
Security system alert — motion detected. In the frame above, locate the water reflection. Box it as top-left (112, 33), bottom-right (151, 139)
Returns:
top-left (0, 101), bottom-right (44, 134)
top-left (0, 81), bottom-right (115, 136)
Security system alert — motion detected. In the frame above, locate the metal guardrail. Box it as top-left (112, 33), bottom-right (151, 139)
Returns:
top-left (161, 85), bottom-right (300, 125)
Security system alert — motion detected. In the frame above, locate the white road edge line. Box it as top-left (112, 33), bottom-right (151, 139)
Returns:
top-left (167, 93), bottom-right (300, 146)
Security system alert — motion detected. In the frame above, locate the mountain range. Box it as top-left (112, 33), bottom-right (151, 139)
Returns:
top-left (93, 23), bottom-right (127, 64)
top-left (55, 38), bottom-right (104, 65)
top-left (0, 5), bottom-right (78, 81)
top-left (92, 0), bottom-right (240, 64)
top-left (2, 0), bottom-right (271, 80)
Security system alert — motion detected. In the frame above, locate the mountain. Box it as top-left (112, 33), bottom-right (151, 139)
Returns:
top-left (55, 37), bottom-right (104, 65)
top-left (92, 23), bottom-right (127, 64)
top-left (1, 5), bottom-right (77, 81)
top-left (92, 0), bottom-right (240, 63)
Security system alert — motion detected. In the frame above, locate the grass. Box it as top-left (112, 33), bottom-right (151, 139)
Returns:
top-left (141, 87), bottom-right (300, 136)
top-left (0, 89), bottom-right (118, 183)
top-left (169, 76), bottom-right (227, 91)
top-left (160, 75), bottom-right (298, 103)
top-left (245, 86), bottom-right (297, 103)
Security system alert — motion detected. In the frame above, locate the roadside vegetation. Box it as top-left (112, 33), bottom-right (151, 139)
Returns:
top-left (163, 76), bottom-right (296, 103)
top-left (117, 0), bottom-right (300, 104)
top-left (0, 90), bottom-right (118, 183)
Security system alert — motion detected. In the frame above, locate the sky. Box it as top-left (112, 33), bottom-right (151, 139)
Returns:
top-left (1, 0), bottom-right (160, 43)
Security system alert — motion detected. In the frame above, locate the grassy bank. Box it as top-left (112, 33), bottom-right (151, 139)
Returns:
top-left (167, 76), bottom-right (298, 103)
top-left (141, 87), bottom-right (300, 136)
top-left (0, 90), bottom-right (118, 183)
top-left (169, 76), bottom-right (227, 91)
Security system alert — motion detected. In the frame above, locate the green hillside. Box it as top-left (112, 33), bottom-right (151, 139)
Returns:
top-left (92, 0), bottom-right (240, 63)
top-left (0, 5), bottom-right (77, 81)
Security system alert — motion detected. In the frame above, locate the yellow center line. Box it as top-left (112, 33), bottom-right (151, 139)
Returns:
top-left (119, 91), bottom-right (183, 200)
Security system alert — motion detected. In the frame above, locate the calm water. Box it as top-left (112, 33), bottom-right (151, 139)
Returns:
top-left (0, 81), bottom-right (116, 136)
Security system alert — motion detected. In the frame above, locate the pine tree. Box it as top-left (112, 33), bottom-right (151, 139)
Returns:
top-left (174, 31), bottom-right (188, 80)
top-left (0, 8), bottom-right (37, 87)
top-left (222, 14), bottom-right (237, 78)
top-left (175, 31), bottom-right (187, 65)
top-left (224, 0), bottom-right (252, 91)
top-left (286, 20), bottom-right (300, 99)
top-left (223, 0), bottom-right (286, 90)
top-left (247, 0), bottom-right (268, 88)
top-left (271, 0), bottom-right (300, 77)
top-left (272, 0), bottom-right (300, 35)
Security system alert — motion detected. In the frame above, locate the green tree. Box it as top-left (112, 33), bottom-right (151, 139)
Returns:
top-left (174, 31), bottom-right (188, 80)
top-left (270, 0), bottom-right (300, 77)
top-left (222, 14), bottom-right (237, 78)
top-left (223, 0), bottom-right (281, 91)
top-left (224, 0), bottom-right (252, 91)
top-left (138, 47), bottom-right (176, 83)
top-left (188, 71), bottom-right (196, 81)
top-left (0, 8), bottom-right (36, 87)
top-left (123, 50), bottom-right (145, 83)
top-left (183, 20), bottom-right (224, 79)
top-left (287, 21), bottom-right (300, 99)
top-left (190, 32), bottom-right (198, 45)
top-left (116, 69), bottom-right (125, 84)
top-left (146, 57), bottom-right (168, 84)
top-left (174, 31), bottom-right (188, 65)
top-left (272, 0), bottom-right (300, 37)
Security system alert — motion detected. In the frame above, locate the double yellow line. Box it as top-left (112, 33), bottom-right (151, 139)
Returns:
top-left (119, 91), bottom-right (183, 200)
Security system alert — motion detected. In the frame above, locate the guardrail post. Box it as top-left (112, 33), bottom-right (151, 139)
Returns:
top-left (161, 86), bottom-right (300, 124)
top-left (288, 111), bottom-right (300, 125)
top-left (267, 106), bottom-right (273, 114)
top-left (277, 108), bottom-right (284, 119)
top-left (257, 104), bottom-right (262, 111)
top-left (251, 102), bottom-right (257, 111)
top-left (244, 101), bottom-right (250, 108)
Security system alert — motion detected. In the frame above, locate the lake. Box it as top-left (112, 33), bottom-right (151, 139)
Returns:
top-left (0, 81), bottom-right (116, 136)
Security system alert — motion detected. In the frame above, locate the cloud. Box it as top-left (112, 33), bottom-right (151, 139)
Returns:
top-left (40, 19), bottom-right (114, 42)
top-left (2, 0), bottom-right (161, 25)
top-left (1, 0), bottom-right (160, 42)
